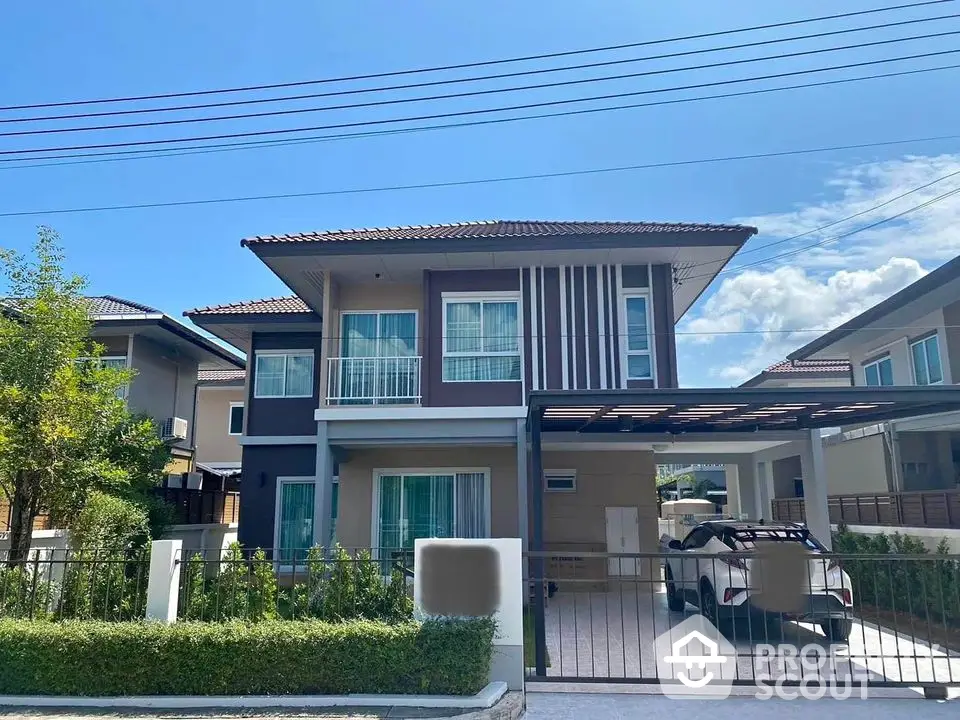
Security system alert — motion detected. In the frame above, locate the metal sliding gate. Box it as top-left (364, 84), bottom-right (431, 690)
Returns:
top-left (523, 550), bottom-right (960, 692)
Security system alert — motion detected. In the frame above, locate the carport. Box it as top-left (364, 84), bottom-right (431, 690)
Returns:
top-left (525, 386), bottom-right (960, 682)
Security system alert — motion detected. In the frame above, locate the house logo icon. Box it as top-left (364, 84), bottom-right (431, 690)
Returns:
top-left (655, 615), bottom-right (737, 699)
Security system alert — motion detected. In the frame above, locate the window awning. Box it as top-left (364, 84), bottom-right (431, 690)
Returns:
top-left (528, 387), bottom-right (960, 434)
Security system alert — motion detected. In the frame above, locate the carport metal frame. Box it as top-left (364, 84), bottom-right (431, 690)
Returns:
top-left (525, 386), bottom-right (960, 677)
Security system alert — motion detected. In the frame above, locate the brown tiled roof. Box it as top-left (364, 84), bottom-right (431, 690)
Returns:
top-left (242, 219), bottom-right (757, 245)
top-left (763, 359), bottom-right (852, 374)
top-left (198, 369), bottom-right (246, 383)
top-left (186, 296), bottom-right (312, 316)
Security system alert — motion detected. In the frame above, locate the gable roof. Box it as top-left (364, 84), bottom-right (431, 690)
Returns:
top-left (241, 219), bottom-right (756, 246)
top-left (186, 296), bottom-right (312, 317)
top-left (87, 295), bottom-right (161, 316)
top-left (788, 254), bottom-right (960, 361)
top-left (739, 358), bottom-right (852, 388)
top-left (198, 368), bottom-right (246, 384)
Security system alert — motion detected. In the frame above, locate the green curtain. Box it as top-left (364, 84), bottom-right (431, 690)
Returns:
top-left (378, 475), bottom-right (402, 551)
top-left (279, 482), bottom-right (315, 564)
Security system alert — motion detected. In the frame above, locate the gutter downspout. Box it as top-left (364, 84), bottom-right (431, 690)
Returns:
top-left (884, 422), bottom-right (903, 492)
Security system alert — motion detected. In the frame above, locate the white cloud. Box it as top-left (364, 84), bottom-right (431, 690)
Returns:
top-left (679, 258), bottom-right (927, 384)
top-left (678, 153), bottom-right (960, 387)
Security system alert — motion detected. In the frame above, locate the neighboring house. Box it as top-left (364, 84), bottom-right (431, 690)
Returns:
top-left (739, 359), bottom-right (853, 389)
top-left (186, 219), bottom-right (758, 564)
top-left (657, 463), bottom-right (727, 505)
top-left (788, 254), bottom-right (960, 496)
top-left (0, 295), bottom-right (245, 534)
top-left (194, 368), bottom-right (247, 488)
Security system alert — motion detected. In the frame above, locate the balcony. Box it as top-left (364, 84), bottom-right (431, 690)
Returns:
top-left (326, 356), bottom-right (422, 405)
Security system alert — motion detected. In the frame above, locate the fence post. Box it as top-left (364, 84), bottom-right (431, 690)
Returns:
top-left (145, 539), bottom-right (182, 623)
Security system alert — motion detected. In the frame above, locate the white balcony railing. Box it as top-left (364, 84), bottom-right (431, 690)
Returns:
top-left (327, 356), bottom-right (422, 405)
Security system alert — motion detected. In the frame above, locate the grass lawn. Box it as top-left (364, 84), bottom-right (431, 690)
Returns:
top-left (523, 610), bottom-right (551, 668)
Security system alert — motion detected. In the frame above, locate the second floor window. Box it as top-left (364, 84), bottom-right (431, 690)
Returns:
top-left (442, 294), bottom-right (520, 382)
top-left (911, 335), bottom-right (943, 385)
top-left (254, 350), bottom-right (315, 398)
top-left (623, 294), bottom-right (652, 380)
top-left (863, 356), bottom-right (893, 386)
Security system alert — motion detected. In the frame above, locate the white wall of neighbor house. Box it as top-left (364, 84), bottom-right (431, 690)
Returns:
top-left (848, 307), bottom-right (952, 386)
top-left (822, 433), bottom-right (890, 494)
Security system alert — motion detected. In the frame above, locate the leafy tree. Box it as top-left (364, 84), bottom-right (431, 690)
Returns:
top-left (0, 227), bottom-right (135, 564)
top-left (690, 476), bottom-right (717, 500)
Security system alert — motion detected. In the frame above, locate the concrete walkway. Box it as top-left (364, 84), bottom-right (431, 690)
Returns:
top-left (525, 692), bottom-right (957, 719)
top-left (541, 585), bottom-right (960, 684)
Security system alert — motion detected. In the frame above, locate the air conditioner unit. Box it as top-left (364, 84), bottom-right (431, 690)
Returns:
top-left (185, 472), bottom-right (203, 490)
top-left (161, 417), bottom-right (188, 441)
top-left (166, 473), bottom-right (184, 489)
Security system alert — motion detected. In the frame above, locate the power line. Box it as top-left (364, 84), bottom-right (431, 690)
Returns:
top-left (2, 0), bottom-right (950, 112)
top-left (1, 134), bottom-right (957, 216)
top-left (9, 11), bottom-right (958, 125)
top-left (4, 49), bottom-right (959, 157)
top-left (5, 64), bottom-right (959, 171)
top-left (681, 181), bottom-right (960, 283)
top-left (695, 167), bottom-right (960, 263)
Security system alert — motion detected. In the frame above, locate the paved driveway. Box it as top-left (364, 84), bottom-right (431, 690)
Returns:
top-left (539, 584), bottom-right (960, 684)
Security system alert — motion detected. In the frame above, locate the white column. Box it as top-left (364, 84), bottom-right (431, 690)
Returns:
top-left (799, 430), bottom-right (832, 549)
top-left (756, 460), bottom-right (774, 522)
top-left (146, 539), bottom-right (182, 623)
top-left (515, 419), bottom-right (529, 554)
top-left (414, 538), bottom-right (524, 690)
top-left (314, 421), bottom-right (335, 548)
top-left (724, 464), bottom-right (741, 518)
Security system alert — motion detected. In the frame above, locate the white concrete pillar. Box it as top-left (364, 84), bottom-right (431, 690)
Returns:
top-left (314, 421), bottom-right (335, 548)
top-left (756, 460), bottom-right (774, 522)
top-left (146, 539), bottom-right (182, 623)
top-left (414, 538), bottom-right (524, 690)
top-left (723, 464), bottom-right (741, 518)
top-left (799, 430), bottom-right (832, 549)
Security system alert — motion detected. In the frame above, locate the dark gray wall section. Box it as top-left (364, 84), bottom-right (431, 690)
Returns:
top-left (521, 268), bottom-right (534, 392)
top-left (426, 269), bottom-right (522, 407)
top-left (571, 267), bottom-right (587, 389)
top-left (543, 267), bottom-right (562, 389)
top-left (621, 264), bottom-right (650, 289)
top-left (652, 264), bottom-right (679, 388)
top-left (944, 299), bottom-right (960, 384)
top-left (247, 332), bottom-right (322, 436)
top-left (586, 266), bottom-right (601, 389)
top-left (238, 444), bottom-right (316, 550)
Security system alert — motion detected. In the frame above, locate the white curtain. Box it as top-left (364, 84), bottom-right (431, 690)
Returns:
top-left (285, 354), bottom-right (314, 396)
top-left (255, 355), bottom-right (285, 396)
top-left (443, 300), bottom-right (519, 381)
top-left (455, 472), bottom-right (486, 538)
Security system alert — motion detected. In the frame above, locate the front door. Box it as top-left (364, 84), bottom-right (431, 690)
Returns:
top-left (605, 506), bottom-right (640, 576)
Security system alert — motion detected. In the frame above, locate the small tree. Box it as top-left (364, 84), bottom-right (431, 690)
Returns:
top-left (0, 227), bottom-right (134, 564)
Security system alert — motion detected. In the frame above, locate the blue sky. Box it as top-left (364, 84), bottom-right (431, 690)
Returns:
top-left (1, 1), bottom-right (959, 385)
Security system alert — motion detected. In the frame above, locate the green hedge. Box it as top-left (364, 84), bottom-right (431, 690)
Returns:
top-left (0, 618), bottom-right (495, 696)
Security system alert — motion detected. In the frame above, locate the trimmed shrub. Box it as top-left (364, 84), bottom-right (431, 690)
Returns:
top-left (833, 525), bottom-right (960, 626)
top-left (0, 617), bottom-right (495, 696)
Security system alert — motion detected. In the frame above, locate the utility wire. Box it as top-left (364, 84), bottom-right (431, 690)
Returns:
top-left (2, 134), bottom-right (958, 221)
top-left (2, 0), bottom-right (950, 112)
top-left (8, 12), bottom-right (959, 125)
top-left (5, 64), bottom-right (959, 170)
top-left (681, 181), bottom-right (960, 282)
top-left (4, 50), bottom-right (959, 157)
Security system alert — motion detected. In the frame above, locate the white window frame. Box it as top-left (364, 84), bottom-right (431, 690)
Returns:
top-left (253, 349), bottom-right (315, 398)
top-left (77, 355), bottom-right (130, 399)
top-left (619, 290), bottom-right (654, 381)
top-left (910, 334), bottom-right (943, 386)
top-left (544, 469), bottom-right (577, 493)
top-left (273, 476), bottom-right (316, 573)
top-left (862, 356), bottom-right (894, 387)
top-left (441, 292), bottom-right (523, 383)
top-left (370, 467), bottom-right (493, 553)
top-left (338, 309), bottom-right (419, 358)
top-left (227, 402), bottom-right (244, 436)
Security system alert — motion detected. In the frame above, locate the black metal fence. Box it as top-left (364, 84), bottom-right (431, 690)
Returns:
top-left (525, 550), bottom-right (960, 689)
top-left (0, 548), bottom-right (150, 621)
top-left (176, 546), bottom-right (415, 622)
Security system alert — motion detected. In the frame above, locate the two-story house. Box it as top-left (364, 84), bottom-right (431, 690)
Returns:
top-left (788, 253), bottom-right (960, 496)
top-left (186, 219), bottom-right (760, 564)
top-left (194, 368), bottom-right (247, 487)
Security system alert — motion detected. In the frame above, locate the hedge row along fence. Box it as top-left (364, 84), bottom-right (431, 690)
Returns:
top-left (0, 544), bottom-right (414, 623)
top-left (0, 617), bottom-right (496, 696)
top-left (833, 525), bottom-right (960, 627)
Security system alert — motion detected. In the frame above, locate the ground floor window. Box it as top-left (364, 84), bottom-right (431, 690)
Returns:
top-left (276, 476), bottom-right (339, 564)
top-left (375, 471), bottom-right (488, 551)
